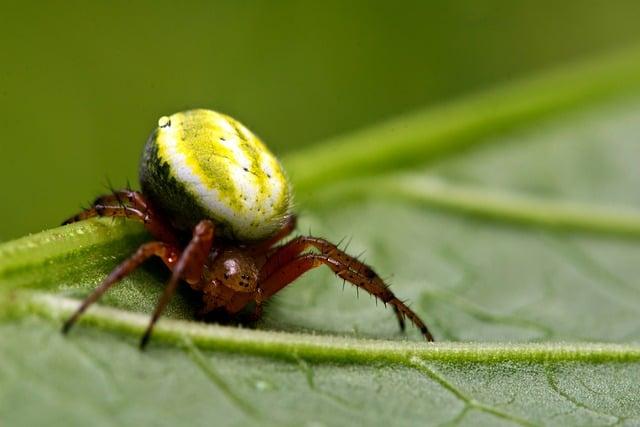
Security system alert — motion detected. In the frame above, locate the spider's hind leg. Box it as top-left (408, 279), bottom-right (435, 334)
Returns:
top-left (392, 305), bottom-right (406, 331)
top-left (62, 190), bottom-right (148, 225)
top-left (62, 189), bottom-right (179, 246)
top-left (255, 237), bottom-right (434, 341)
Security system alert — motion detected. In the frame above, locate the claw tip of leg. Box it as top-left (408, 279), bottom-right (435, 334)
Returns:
top-left (139, 333), bottom-right (151, 350)
top-left (421, 327), bottom-right (435, 342)
top-left (61, 319), bottom-right (74, 334)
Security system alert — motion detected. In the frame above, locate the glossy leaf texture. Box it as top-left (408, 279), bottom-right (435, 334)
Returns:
top-left (2, 48), bottom-right (640, 426)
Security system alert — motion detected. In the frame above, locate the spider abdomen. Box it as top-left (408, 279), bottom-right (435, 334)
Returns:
top-left (139, 109), bottom-right (292, 240)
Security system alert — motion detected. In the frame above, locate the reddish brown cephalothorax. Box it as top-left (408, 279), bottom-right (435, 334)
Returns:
top-left (62, 109), bottom-right (434, 348)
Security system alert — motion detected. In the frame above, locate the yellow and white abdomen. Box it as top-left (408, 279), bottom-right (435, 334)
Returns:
top-left (139, 109), bottom-right (292, 241)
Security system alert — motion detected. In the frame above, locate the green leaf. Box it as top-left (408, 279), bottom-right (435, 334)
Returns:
top-left (3, 47), bottom-right (640, 426)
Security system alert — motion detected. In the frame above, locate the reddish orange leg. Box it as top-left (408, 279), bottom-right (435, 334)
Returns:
top-left (249, 288), bottom-right (265, 322)
top-left (63, 190), bottom-right (145, 224)
top-left (63, 190), bottom-right (179, 246)
top-left (255, 238), bottom-right (433, 341)
top-left (62, 241), bottom-right (180, 333)
top-left (139, 220), bottom-right (215, 349)
top-left (259, 236), bottom-right (378, 281)
top-left (260, 236), bottom-right (433, 341)
top-left (258, 253), bottom-right (433, 341)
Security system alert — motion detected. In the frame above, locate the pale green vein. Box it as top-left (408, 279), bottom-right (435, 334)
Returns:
top-left (283, 44), bottom-right (640, 194)
top-left (313, 175), bottom-right (640, 239)
top-left (545, 237), bottom-right (640, 306)
top-left (180, 336), bottom-right (259, 418)
top-left (424, 251), bottom-right (555, 340)
top-left (16, 293), bottom-right (640, 364)
top-left (408, 357), bottom-right (536, 427)
top-left (544, 364), bottom-right (620, 425)
top-left (294, 356), bottom-right (315, 389)
top-left (69, 338), bottom-right (123, 403)
top-left (293, 356), bottom-right (355, 410)
top-left (444, 406), bottom-right (471, 427)
top-left (420, 290), bottom-right (554, 340)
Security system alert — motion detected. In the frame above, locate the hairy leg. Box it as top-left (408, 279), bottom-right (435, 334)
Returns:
top-left (63, 190), bottom-right (179, 246)
top-left (139, 220), bottom-right (215, 349)
top-left (253, 237), bottom-right (434, 341)
top-left (62, 241), bottom-right (180, 333)
top-left (63, 190), bottom-right (147, 224)
top-left (260, 236), bottom-right (380, 281)
top-left (258, 236), bottom-right (414, 335)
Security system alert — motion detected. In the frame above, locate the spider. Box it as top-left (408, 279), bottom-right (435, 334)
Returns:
top-left (61, 109), bottom-right (434, 348)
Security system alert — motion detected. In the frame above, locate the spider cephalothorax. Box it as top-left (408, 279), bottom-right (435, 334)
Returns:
top-left (62, 109), bottom-right (434, 348)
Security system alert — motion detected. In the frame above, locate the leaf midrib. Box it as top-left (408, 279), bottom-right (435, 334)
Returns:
top-left (310, 174), bottom-right (640, 239)
top-left (15, 293), bottom-right (640, 364)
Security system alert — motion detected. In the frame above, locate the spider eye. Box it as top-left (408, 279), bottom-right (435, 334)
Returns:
top-left (223, 259), bottom-right (240, 275)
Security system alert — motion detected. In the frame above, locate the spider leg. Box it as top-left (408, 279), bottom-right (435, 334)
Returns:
top-left (259, 236), bottom-right (412, 332)
top-left (62, 241), bottom-right (180, 333)
top-left (64, 203), bottom-right (146, 224)
top-left (139, 220), bottom-right (215, 349)
top-left (247, 288), bottom-right (265, 322)
top-left (63, 190), bottom-right (146, 224)
top-left (261, 253), bottom-right (433, 341)
top-left (63, 190), bottom-right (179, 246)
top-left (392, 305), bottom-right (406, 331)
top-left (260, 236), bottom-right (375, 280)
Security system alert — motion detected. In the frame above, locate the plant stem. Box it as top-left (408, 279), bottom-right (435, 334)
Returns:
top-left (312, 174), bottom-right (640, 239)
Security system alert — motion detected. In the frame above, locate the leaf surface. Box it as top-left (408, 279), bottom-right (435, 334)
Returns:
top-left (2, 48), bottom-right (640, 426)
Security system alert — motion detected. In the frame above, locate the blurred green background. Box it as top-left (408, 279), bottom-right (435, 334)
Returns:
top-left (2, 0), bottom-right (640, 241)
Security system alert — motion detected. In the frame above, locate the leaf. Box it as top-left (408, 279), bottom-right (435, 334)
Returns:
top-left (3, 48), bottom-right (640, 426)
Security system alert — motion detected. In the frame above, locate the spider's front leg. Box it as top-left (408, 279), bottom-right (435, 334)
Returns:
top-left (63, 189), bottom-right (179, 246)
top-left (62, 241), bottom-right (181, 333)
top-left (139, 219), bottom-right (215, 349)
top-left (255, 236), bottom-right (434, 341)
top-left (64, 219), bottom-right (215, 349)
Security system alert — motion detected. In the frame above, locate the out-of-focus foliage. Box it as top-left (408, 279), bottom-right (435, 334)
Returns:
top-left (2, 1), bottom-right (640, 239)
